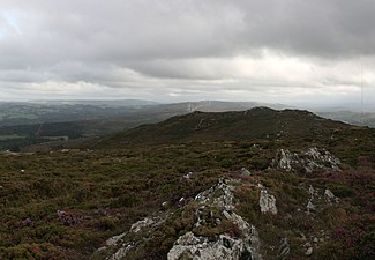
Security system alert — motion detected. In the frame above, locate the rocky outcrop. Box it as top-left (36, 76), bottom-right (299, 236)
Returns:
top-left (101, 179), bottom-right (262, 259)
top-left (101, 214), bottom-right (167, 259)
top-left (305, 185), bottom-right (339, 215)
top-left (259, 190), bottom-right (277, 215)
top-left (273, 147), bottom-right (340, 173)
top-left (167, 231), bottom-right (259, 260)
top-left (168, 179), bottom-right (262, 260)
top-left (277, 149), bottom-right (293, 171)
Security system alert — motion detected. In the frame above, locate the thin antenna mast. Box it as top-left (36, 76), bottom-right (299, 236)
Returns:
top-left (361, 55), bottom-right (364, 123)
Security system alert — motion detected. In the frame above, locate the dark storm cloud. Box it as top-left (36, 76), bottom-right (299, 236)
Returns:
top-left (0, 0), bottom-right (374, 103)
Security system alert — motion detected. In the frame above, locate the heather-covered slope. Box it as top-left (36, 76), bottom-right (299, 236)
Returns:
top-left (98, 107), bottom-right (349, 147)
top-left (1, 108), bottom-right (374, 259)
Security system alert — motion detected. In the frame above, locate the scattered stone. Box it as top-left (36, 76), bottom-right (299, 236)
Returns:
top-left (183, 171), bottom-right (194, 179)
top-left (308, 185), bottom-right (315, 196)
top-left (278, 238), bottom-right (290, 258)
top-left (178, 197), bottom-right (186, 207)
top-left (277, 149), bottom-right (293, 171)
top-left (306, 246), bottom-right (314, 256)
top-left (240, 168), bottom-right (252, 177)
top-left (324, 189), bottom-right (339, 203)
top-left (306, 200), bottom-right (315, 214)
top-left (259, 190), bottom-right (277, 215)
top-left (274, 147), bottom-right (340, 173)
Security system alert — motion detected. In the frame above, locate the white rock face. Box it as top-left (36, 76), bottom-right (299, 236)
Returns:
top-left (194, 178), bottom-right (234, 211)
top-left (103, 215), bottom-right (166, 259)
top-left (278, 149), bottom-right (293, 171)
top-left (259, 190), bottom-right (278, 215)
top-left (167, 232), bottom-right (259, 260)
top-left (275, 147), bottom-right (340, 173)
top-left (168, 179), bottom-right (262, 260)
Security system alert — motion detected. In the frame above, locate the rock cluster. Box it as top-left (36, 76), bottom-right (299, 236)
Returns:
top-left (305, 185), bottom-right (339, 214)
top-left (274, 147), bottom-right (340, 173)
top-left (102, 215), bottom-right (166, 259)
top-left (194, 178), bottom-right (234, 211)
top-left (259, 190), bottom-right (277, 215)
top-left (168, 179), bottom-right (262, 260)
top-left (167, 231), bottom-right (258, 260)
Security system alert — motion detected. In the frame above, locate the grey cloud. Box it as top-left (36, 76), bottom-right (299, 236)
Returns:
top-left (0, 0), bottom-right (374, 104)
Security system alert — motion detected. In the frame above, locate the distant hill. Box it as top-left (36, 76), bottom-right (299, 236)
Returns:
top-left (4, 101), bottom-right (375, 151)
top-left (97, 107), bottom-right (353, 148)
top-left (318, 111), bottom-right (375, 127)
top-left (0, 101), bottom-right (285, 150)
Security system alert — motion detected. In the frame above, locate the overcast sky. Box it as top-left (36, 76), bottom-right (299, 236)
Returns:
top-left (1, 0), bottom-right (374, 107)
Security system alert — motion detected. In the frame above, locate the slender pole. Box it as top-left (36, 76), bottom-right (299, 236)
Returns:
top-left (361, 55), bottom-right (364, 123)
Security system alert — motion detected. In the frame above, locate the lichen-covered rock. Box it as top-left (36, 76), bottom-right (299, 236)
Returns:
top-left (102, 215), bottom-right (167, 258)
top-left (240, 168), bottom-right (252, 177)
top-left (277, 149), bottom-right (293, 171)
top-left (168, 179), bottom-right (262, 260)
top-left (194, 178), bottom-right (234, 211)
top-left (259, 190), bottom-right (277, 215)
top-left (274, 147), bottom-right (340, 173)
top-left (167, 231), bottom-right (261, 260)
